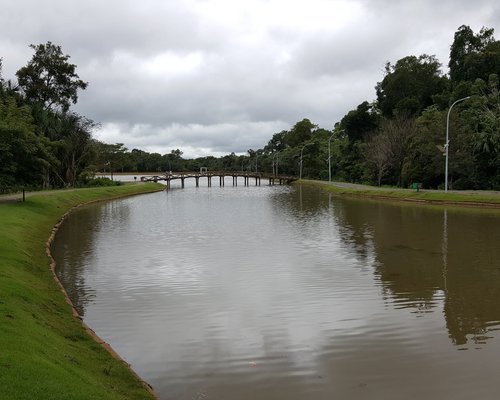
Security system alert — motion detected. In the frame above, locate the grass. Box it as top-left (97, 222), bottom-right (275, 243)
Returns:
top-left (0, 183), bottom-right (164, 400)
top-left (301, 180), bottom-right (500, 207)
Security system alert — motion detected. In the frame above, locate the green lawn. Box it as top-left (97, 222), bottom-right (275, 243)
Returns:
top-left (301, 180), bottom-right (500, 207)
top-left (0, 183), bottom-right (164, 400)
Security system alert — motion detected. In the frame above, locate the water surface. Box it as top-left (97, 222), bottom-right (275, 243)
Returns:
top-left (53, 182), bottom-right (500, 399)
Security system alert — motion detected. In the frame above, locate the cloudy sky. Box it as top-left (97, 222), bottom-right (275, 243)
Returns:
top-left (1, 0), bottom-right (499, 158)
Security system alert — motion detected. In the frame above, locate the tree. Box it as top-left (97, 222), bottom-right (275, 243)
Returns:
top-left (449, 25), bottom-right (496, 83)
top-left (363, 132), bottom-right (392, 186)
top-left (0, 96), bottom-right (51, 190)
top-left (163, 149), bottom-right (185, 171)
top-left (339, 101), bottom-right (379, 142)
top-left (95, 143), bottom-right (129, 174)
top-left (0, 59), bottom-right (20, 98)
top-left (16, 41), bottom-right (88, 112)
top-left (373, 115), bottom-right (418, 187)
top-left (58, 113), bottom-right (99, 186)
top-left (284, 119), bottom-right (317, 148)
top-left (376, 55), bottom-right (447, 117)
top-left (466, 74), bottom-right (500, 188)
top-left (264, 130), bottom-right (288, 153)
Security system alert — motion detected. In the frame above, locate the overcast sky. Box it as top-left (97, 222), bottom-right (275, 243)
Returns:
top-left (1, 0), bottom-right (499, 158)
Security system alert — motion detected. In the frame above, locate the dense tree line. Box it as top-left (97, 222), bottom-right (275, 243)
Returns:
top-left (255, 25), bottom-right (500, 189)
top-left (1, 25), bottom-right (500, 193)
top-left (0, 42), bottom-right (97, 192)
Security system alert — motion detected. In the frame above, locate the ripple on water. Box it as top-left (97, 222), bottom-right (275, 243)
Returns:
top-left (53, 186), bottom-right (500, 400)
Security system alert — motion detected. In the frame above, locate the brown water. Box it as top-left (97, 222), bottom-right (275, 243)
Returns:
top-left (52, 183), bottom-right (500, 400)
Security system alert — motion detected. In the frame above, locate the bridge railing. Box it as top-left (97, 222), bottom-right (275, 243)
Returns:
top-left (141, 171), bottom-right (297, 182)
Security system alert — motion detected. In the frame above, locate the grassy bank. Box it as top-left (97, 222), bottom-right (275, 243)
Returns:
top-left (0, 183), bottom-right (164, 400)
top-left (301, 180), bottom-right (500, 207)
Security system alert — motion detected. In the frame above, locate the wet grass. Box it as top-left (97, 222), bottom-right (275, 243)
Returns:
top-left (0, 183), bottom-right (164, 400)
top-left (302, 180), bottom-right (500, 207)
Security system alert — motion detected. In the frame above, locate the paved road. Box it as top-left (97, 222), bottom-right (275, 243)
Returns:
top-left (0, 188), bottom-right (81, 204)
top-left (0, 191), bottom-right (25, 203)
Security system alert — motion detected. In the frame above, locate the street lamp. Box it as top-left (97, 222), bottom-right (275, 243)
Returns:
top-left (299, 143), bottom-right (314, 180)
top-left (445, 96), bottom-right (470, 191)
top-left (328, 129), bottom-right (344, 183)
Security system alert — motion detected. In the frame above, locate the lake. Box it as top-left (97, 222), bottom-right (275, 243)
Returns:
top-left (52, 181), bottom-right (500, 399)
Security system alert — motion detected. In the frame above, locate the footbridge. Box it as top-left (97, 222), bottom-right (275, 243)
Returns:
top-left (141, 171), bottom-right (298, 189)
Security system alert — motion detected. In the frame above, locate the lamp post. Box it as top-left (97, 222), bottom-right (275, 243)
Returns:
top-left (299, 143), bottom-right (314, 180)
top-left (445, 96), bottom-right (470, 191)
top-left (328, 129), bottom-right (344, 183)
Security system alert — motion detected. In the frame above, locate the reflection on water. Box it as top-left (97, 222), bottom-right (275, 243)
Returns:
top-left (53, 183), bottom-right (500, 399)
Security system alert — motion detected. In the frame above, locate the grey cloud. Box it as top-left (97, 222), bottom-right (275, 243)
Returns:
top-left (2, 0), bottom-right (499, 158)
top-left (95, 120), bottom-right (289, 158)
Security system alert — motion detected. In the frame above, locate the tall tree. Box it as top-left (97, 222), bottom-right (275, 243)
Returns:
top-left (265, 130), bottom-right (288, 153)
top-left (466, 74), bottom-right (500, 188)
top-left (58, 113), bottom-right (99, 186)
top-left (363, 132), bottom-right (392, 186)
top-left (376, 115), bottom-right (418, 187)
top-left (284, 118), bottom-right (317, 148)
top-left (449, 25), bottom-right (496, 83)
top-left (340, 101), bottom-right (379, 142)
top-left (376, 55), bottom-right (447, 117)
top-left (16, 41), bottom-right (88, 112)
top-left (0, 96), bottom-right (51, 190)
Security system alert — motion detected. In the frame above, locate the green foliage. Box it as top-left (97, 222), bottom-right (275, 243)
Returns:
top-left (376, 55), bottom-right (448, 117)
top-left (16, 41), bottom-right (88, 112)
top-left (463, 74), bottom-right (500, 188)
top-left (449, 25), bottom-right (496, 83)
top-left (284, 118), bottom-right (317, 148)
top-left (1, 42), bottom-right (95, 192)
top-left (83, 177), bottom-right (122, 187)
top-left (0, 96), bottom-right (50, 190)
top-left (339, 101), bottom-right (379, 142)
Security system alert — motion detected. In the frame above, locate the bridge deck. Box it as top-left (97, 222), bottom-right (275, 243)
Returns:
top-left (140, 171), bottom-right (297, 188)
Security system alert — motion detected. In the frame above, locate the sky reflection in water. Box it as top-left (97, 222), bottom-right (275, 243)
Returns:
top-left (53, 182), bottom-right (500, 399)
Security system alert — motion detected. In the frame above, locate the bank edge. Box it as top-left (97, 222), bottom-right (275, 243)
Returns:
top-left (300, 180), bottom-right (500, 208)
top-left (0, 183), bottom-right (164, 400)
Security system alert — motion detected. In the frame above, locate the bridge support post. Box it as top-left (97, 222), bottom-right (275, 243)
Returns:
top-left (208, 176), bottom-right (212, 187)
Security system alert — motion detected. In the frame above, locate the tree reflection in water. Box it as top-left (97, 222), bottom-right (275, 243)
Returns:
top-left (326, 193), bottom-right (500, 346)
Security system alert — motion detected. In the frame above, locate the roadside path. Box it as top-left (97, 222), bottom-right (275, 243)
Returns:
top-left (1, 191), bottom-right (29, 203)
top-left (0, 188), bottom-right (80, 204)
top-left (0, 184), bottom-right (147, 204)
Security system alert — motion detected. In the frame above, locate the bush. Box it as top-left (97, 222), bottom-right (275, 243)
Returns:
top-left (83, 177), bottom-right (121, 187)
